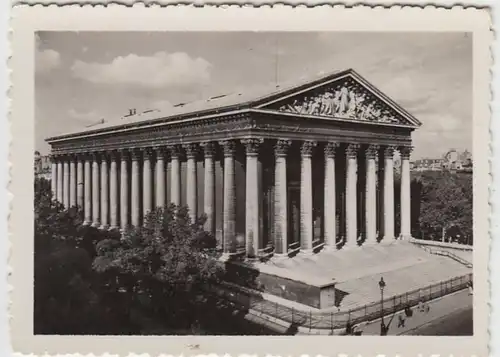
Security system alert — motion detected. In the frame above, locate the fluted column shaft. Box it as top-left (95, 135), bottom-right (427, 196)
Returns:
top-left (56, 160), bottom-right (63, 203)
top-left (131, 150), bottom-right (140, 226)
top-left (100, 156), bottom-right (109, 229)
top-left (400, 146), bottom-right (413, 239)
top-left (202, 143), bottom-right (215, 235)
top-left (155, 148), bottom-right (166, 209)
top-left (91, 154), bottom-right (100, 227)
top-left (365, 145), bottom-right (379, 244)
top-left (345, 144), bottom-right (359, 248)
top-left (274, 140), bottom-right (290, 255)
top-left (120, 150), bottom-right (129, 231)
top-left (63, 159), bottom-right (70, 207)
top-left (69, 158), bottom-right (77, 207)
top-left (383, 146), bottom-right (395, 241)
top-left (50, 156), bottom-right (57, 200)
top-left (143, 149), bottom-right (153, 216)
top-left (221, 140), bottom-right (236, 254)
top-left (109, 152), bottom-right (119, 229)
top-left (76, 158), bottom-right (84, 209)
top-left (83, 157), bottom-right (92, 224)
top-left (169, 146), bottom-right (181, 207)
top-left (185, 144), bottom-right (198, 221)
top-left (300, 141), bottom-right (316, 251)
top-left (243, 139), bottom-right (262, 257)
top-left (324, 142), bottom-right (338, 248)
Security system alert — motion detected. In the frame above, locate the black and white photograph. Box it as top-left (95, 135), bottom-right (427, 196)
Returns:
top-left (33, 30), bottom-right (475, 337)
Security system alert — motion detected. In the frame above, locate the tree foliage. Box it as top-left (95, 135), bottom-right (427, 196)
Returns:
top-left (414, 171), bottom-right (473, 244)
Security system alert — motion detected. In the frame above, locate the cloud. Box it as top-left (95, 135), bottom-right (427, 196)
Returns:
top-left (68, 109), bottom-right (100, 122)
top-left (71, 51), bottom-right (212, 88)
top-left (36, 34), bottom-right (61, 73)
top-left (151, 100), bottom-right (173, 111)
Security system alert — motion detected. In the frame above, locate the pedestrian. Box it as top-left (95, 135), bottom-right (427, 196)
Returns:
top-left (425, 303), bottom-right (430, 313)
top-left (468, 282), bottom-right (473, 295)
top-left (418, 300), bottom-right (424, 312)
top-left (398, 314), bottom-right (406, 328)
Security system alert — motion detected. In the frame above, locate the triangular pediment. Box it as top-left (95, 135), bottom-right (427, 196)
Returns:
top-left (253, 70), bottom-right (421, 128)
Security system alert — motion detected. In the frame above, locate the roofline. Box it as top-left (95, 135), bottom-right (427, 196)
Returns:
top-left (46, 68), bottom-right (421, 142)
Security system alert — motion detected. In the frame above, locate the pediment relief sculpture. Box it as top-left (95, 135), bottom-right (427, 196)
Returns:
top-left (271, 78), bottom-right (404, 125)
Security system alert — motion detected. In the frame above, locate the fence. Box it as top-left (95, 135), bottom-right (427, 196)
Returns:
top-left (214, 273), bottom-right (472, 332)
top-left (415, 244), bottom-right (473, 268)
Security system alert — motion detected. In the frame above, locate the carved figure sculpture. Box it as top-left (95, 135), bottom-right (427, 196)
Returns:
top-left (346, 90), bottom-right (357, 118)
top-left (338, 87), bottom-right (350, 114)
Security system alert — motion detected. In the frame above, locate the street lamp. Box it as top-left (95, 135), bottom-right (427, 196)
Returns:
top-left (379, 277), bottom-right (386, 335)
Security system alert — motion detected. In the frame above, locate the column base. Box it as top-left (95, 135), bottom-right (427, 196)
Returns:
top-left (99, 224), bottom-right (109, 230)
top-left (381, 235), bottom-right (395, 243)
top-left (91, 222), bottom-right (100, 228)
top-left (299, 248), bottom-right (314, 255)
top-left (398, 234), bottom-right (412, 240)
top-left (109, 225), bottom-right (119, 231)
top-left (83, 220), bottom-right (91, 226)
top-left (218, 252), bottom-right (243, 262)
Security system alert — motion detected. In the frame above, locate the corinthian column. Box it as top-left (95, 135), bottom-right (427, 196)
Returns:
top-left (399, 146), bottom-right (413, 240)
top-left (100, 154), bottom-right (109, 230)
top-left (120, 150), bottom-right (129, 231)
top-left (300, 141), bottom-right (316, 252)
top-left (69, 156), bottom-right (77, 208)
top-left (142, 148), bottom-right (153, 217)
top-left (83, 155), bottom-right (92, 225)
top-left (155, 147), bottom-right (166, 209)
top-left (63, 158), bottom-right (70, 207)
top-left (169, 145), bottom-right (181, 207)
top-left (201, 142), bottom-right (215, 235)
top-left (220, 140), bottom-right (237, 255)
top-left (365, 144), bottom-right (379, 244)
top-left (131, 149), bottom-right (141, 226)
top-left (243, 138), bottom-right (263, 258)
top-left (345, 143), bottom-right (360, 248)
top-left (56, 159), bottom-right (63, 203)
top-left (184, 143), bottom-right (198, 221)
top-left (109, 151), bottom-right (119, 230)
top-left (76, 156), bottom-right (84, 209)
top-left (50, 155), bottom-right (57, 200)
top-left (383, 146), bottom-right (396, 241)
top-left (274, 140), bottom-right (290, 255)
top-left (324, 142), bottom-right (338, 249)
top-left (91, 153), bottom-right (100, 227)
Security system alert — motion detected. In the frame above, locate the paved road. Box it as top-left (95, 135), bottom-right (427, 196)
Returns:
top-left (405, 306), bottom-right (472, 336)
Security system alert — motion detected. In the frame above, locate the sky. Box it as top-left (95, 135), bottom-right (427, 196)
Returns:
top-left (35, 32), bottom-right (472, 159)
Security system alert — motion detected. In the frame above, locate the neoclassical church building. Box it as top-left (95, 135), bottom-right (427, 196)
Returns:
top-left (46, 69), bottom-right (421, 259)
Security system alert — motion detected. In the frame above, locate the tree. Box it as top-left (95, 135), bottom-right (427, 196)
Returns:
top-left (93, 205), bottom-right (225, 330)
top-left (415, 171), bottom-right (473, 244)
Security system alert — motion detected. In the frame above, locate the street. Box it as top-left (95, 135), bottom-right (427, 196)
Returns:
top-left (405, 306), bottom-right (472, 336)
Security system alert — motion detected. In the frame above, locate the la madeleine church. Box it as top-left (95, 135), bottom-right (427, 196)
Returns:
top-left (46, 69), bottom-right (421, 259)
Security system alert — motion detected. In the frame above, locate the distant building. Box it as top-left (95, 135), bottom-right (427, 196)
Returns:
top-left (34, 151), bottom-right (52, 180)
top-left (411, 149), bottom-right (472, 173)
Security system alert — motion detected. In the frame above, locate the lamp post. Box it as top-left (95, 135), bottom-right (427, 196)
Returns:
top-left (379, 277), bottom-right (386, 335)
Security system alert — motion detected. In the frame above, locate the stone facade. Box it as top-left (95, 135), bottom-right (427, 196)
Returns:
top-left (46, 69), bottom-right (421, 258)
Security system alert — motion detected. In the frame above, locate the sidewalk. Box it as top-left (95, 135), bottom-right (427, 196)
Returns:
top-left (355, 289), bottom-right (472, 336)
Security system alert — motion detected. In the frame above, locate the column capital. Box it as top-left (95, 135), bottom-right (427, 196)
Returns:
top-left (154, 146), bottom-right (167, 159)
top-left (219, 140), bottom-right (236, 157)
top-left (399, 145), bottom-right (413, 159)
top-left (345, 143), bottom-right (360, 159)
top-left (324, 142), bottom-right (339, 158)
top-left (90, 152), bottom-right (102, 162)
top-left (118, 148), bottom-right (130, 160)
top-left (366, 144), bottom-right (380, 159)
top-left (300, 141), bottom-right (317, 157)
top-left (183, 143), bottom-right (199, 158)
top-left (200, 142), bottom-right (216, 158)
top-left (141, 147), bottom-right (154, 159)
top-left (108, 150), bottom-right (120, 161)
top-left (383, 145), bottom-right (396, 159)
top-left (242, 138), bottom-right (264, 156)
top-left (167, 144), bottom-right (182, 159)
top-left (130, 148), bottom-right (142, 161)
top-left (274, 139), bottom-right (291, 157)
